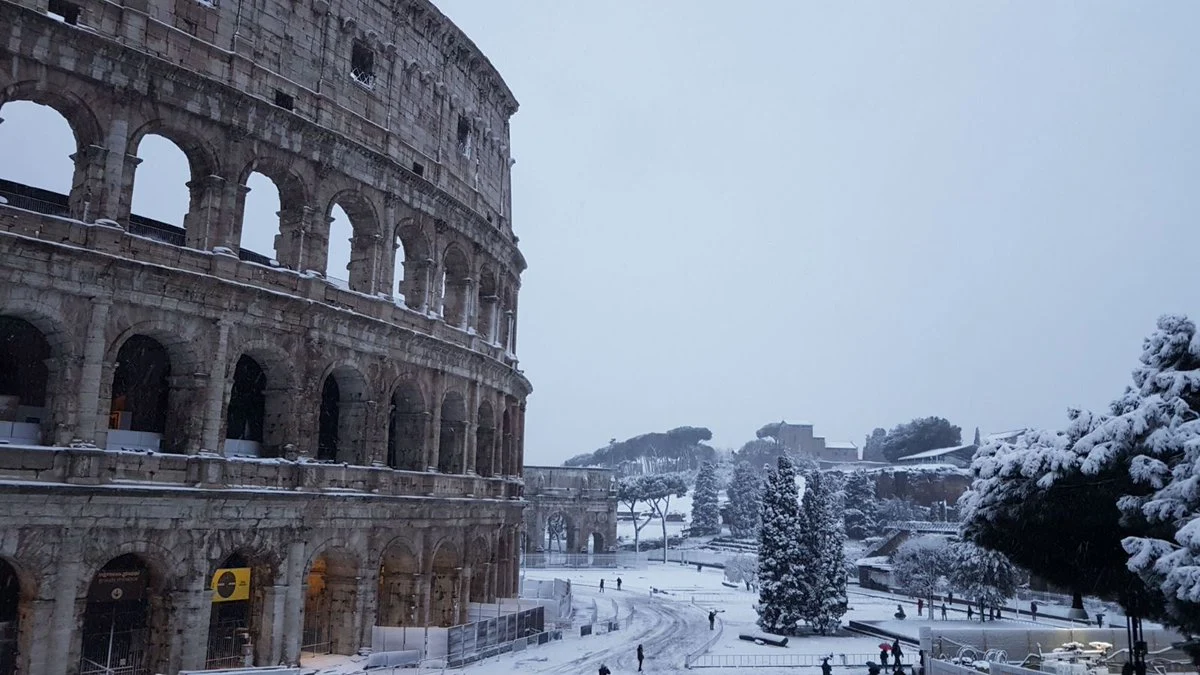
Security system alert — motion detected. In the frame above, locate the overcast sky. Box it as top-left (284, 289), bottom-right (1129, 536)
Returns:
top-left (3, 2), bottom-right (1199, 466)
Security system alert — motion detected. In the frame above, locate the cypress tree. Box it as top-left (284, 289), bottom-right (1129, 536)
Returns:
top-left (756, 455), bottom-right (809, 635)
top-left (690, 461), bottom-right (721, 536)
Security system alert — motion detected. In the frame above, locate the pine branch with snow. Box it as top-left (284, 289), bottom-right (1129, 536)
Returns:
top-left (727, 462), bottom-right (764, 538)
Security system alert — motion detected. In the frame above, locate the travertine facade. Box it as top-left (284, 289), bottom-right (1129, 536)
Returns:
top-left (522, 467), bottom-right (617, 555)
top-left (0, 0), bottom-right (529, 671)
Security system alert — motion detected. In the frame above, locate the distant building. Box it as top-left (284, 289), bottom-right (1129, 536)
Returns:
top-left (763, 421), bottom-right (859, 463)
top-left (984, 429), bottom-right (1030, 445)
top-left (895, 443), bottom-right (978, 469)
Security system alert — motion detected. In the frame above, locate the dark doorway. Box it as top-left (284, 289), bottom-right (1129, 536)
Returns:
top-left (387, 383), bottom-right (425, 471)
top-left (79, 554), bottom-right (152, 675)
top-left (225, 355), bottom-right (266, 454)
top-left (0, 560), bottom-right (19, 675)
top-left (0, 317), bottom-right (51, 444)
top-left (318, 377), bottom-right (340, 461)
top-left (109, 336), bottom-right (170, 444)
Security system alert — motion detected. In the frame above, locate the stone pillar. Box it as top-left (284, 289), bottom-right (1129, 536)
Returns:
top-left (183, 174), bottom-right (228, 250)
top-left (464, 384), bottom-right (479, 474)
top-left (163, 373), bottom-right (206, 454)
top-left (46, 536), bottom-right (83, 675)
top-left (354, 572), bottom-right (375, 653)
top-left (325, 575), bottom-right (359, 654)
top-left (455, 568), bottom-right (468, 625)
top-left (364, 399), bottom-right (387, 466)
top-left (426, 378), bottom-right (443, 471)
top-left (23, 598), bottom-right (55, 675)
top-left (460, 279), bottom-right (475, 331)
top-left (337, 398), bottom-right (369, 465)
top-left (172, 585), bottom-right (214, 671)
top-left (274, 204), bottom-right (315, 272)
top-left (68, 143), bottom-right (108, 222)
top-left (73, 298), bottom-right (110, 447)
top-left (280, 541), bottom-right (305, 666)
top-left (100, 116), bottom-right (133, 222)
top-left (259, 584), bottom-right (287, 665)
top-left (200, 319), bottom-right (231, 454)
top-left (227, 182), bottom-right (252, 252)
top-left (516, 403), bottom-right (527, 474)
top-left (421, 262), bottom-right (433, 313)
top-left (347, 231), bottom-right (381, 294)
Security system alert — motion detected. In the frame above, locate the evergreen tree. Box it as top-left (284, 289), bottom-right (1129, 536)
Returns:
top-left (843, 470), bottom-right (878, 539)
top-left (727, 462), bottom-right (763, 539)
top-left (947, 541), bottom-right (1020, 621)
top-left (802, 471), bottom-right (848, 634)
top-left (756, 455), bottom-right (809, 635)
top-left (690, 462), bottom-right (721, 536)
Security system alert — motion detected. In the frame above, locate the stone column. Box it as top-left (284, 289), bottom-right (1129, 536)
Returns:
top-left (353, 572), bottom-right (375, 653)
top-left (227, 182), bottom-right (252, 252)
top-left (68, 143), bottom-right (108, 222)
top-left (460, 279), bottom-right (475, 331)
top-left (280, 541), bottom-right (305, 666)
top-left (200, 319), bottom-right (231, 454)
top-left (421, 262), bottom-right (433, 313)
top-left (516, 402), bottom-right (527, 474)
top-left (259, 583), bottom-right (287, 665)
top-left (456, 568), bottom-right (469, 625)
top-left (46, 536), bottom-right (83, 675)
top-left (464, 384), bottom-right (479, 474)
top-left (23, 598), bottom-right (55, 675)
top-left (426, 377), bottom-right (443, 471)
top-left (336, 398), bottom-right (369, 465)
top-left (275, 204), bottom-right (315, 272)
top-left (184, 174), bottom-right (228, 250)
top-left (100, 116), bottom-right (134, 222)
top-left (73, 298), bottom-right (110, 447)
top-left (164, 373), bottom-right (206, 454)
top-left (364, 399), bottom-right (387, 466)
top-left (347, 231), bottom-right (381, 294)
top-left (172, 584), bottom-right (213, 671)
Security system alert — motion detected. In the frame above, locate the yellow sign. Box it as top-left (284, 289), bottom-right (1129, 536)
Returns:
top-left (211, 567), bottom-right (251, 603)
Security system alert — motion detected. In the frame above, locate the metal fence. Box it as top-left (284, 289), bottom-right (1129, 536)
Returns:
top-left (444, 606), bottom-right (545, 667)
top-left (522, 552), bottom-right (651, 569)
top-left (683, 612), bottom-right (723, 668)
top-left (689, 652), bottom-right (881, 668)
top-left (78, 628), bottom-right (149, 675)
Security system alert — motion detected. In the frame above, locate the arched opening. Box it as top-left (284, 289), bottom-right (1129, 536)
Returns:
top-left (0, 560), bottom-right (20, 675)
top-left (206, 551), bottom-right (276, 668)
top-left (394, 221), bottom-right (431, 311)
top-left (325, 204), bottom-right (353, 289)
top-left (429, 544), bottom-right (461, 628)
top-left (498, 406), bottom-right (514, 477)
top-left (317, 366), bottom-right (367, 463)
top-left (225, 355), bottom-right (266, 457)
top-left (130, 134), bottom-right (191, 245)
top-left (238, 172), bottom-right (282, 264)
top-left (108, 335), bottom-right (171, 452)
top-left (590, 532), bottom-right (606, 555)
top-left (545, 513), bottom-right (568, 553)
top-left (498, 286), bottom-right (515, 354)
top-left (387, 381), bottom-right (425, 471)
top-left (474, 402), bottom-right (495, 477)
top-left (475, 267), bottom-right (498, 341)
top-left (80, 554), bottom-right (160, 675)
top-left (0, 316), bottom-right (51, 445)
top-left (0, 101), bottom-right (74, 215)
top-left (439, 246), bottom-right (470, 328)
top-left (302, 549), bottom-right (359, 656)
top-left (377, 541), bottom-right (421, 631)
top-left (437, 391), bottom-right (466, 474)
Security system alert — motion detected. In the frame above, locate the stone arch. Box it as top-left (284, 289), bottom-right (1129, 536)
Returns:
top-left (77, 551), bottom-right (173, 675)
top-left (588, 531), bottom-right (606, 555)
top-left (377, 538), bottom-right (422, 628)
top-left (498, 282), bottom-right (516, 353)
top-left (324, 190), bottom-right (380, 293)
top-left (474, 401), bottom-right (495, 477)
top-left (428, 539), bottom-right (462, 627)
top-left (127, 120), bottom-right (224, 249)
top-left (224, 339), bottom-right (295, 458)
top-left (439, 244), bottom-right (471, 328)
top-left (0, 80), bottom-right (104, 152)
top-left (0, 555), bottom-right (37, 675)
top-left (205, 548), bottom-right (280, 668)
top-left (223, 355), bottom-right (266, 456)
top-left (103, 323), bottom-right (205, 454)
top-left (498, 403), bottom-right (515, 476)
top-left (437, 390), bottom-right (467, 474)
top-left (387, 378), bottom-right (426, 471)
top-left (302, 544), bottom-right (361, 655)
top-left (0, 311), bottom-right (69, 446)
top-left (317, 362), bottom-right (369, 464)
top-left (394, 218), bottom-right (432, 310)
top-left (236, 154), bottom-right (311, 264)
top-left (544, 511), bottom-right (578, 553)
top-left (475, 264), bottom-right (498, 341)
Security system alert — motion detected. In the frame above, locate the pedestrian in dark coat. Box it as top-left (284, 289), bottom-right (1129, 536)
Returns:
top-left (892, 640), bottom-right (904, 666)
top-left (822, 657), bottom-right (833, 675)
top-left (940, 604), bottom-right (947, 620)
top-left (637, 643), bottom-right (645, 671)
top-left (1030, 601), bottom-right (1038, 621)
top-left (917, 598), bottom-right (924, 616)
top-left (881, 649), bottom-right (890, 667)
top-left (599, 664), bottom-right (611, 675)
top-left (617, 577), bottom-right (622, 591)
top-left (708, 610), bottom-right (717, 630)
top-left (967, 605), bottom-right (973, 621)
top-left (599, 578), bottom-right (604, 593)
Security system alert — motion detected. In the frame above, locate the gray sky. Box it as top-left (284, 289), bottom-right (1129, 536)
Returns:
top-left (4, 2), bottom-right (1200, 465)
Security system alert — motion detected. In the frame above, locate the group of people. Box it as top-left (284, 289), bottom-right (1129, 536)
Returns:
top-left (598, 577), bottom-right (622, 593)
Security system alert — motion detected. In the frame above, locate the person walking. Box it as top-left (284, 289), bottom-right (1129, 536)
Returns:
top-left (880, 648), bottom-right (891, 668)
top-left (948, 591), bottom-right (954, 605)
top-left (1030, 601), bottom-right (1038, 622)
top-left (967, 605), bottom-right (973, 621)
top-left (1096, 612), bottom-right (1105, 628)
top-left (892, 640), bottom-right (904, 668)
top-left (917, 598), bottom-right (924, 616)
top-left (709, 610), bottom-right (717, 630)
top-left (599, 664), bottom-right (611, 675)
top-left (940, 604), bottom-right (947, 621)
top-left (822, 657), bottom-right (833, 675)
top-left (637, 643), bottom-right (645, 672)
top-left (617, 577), bottom-right (622, 591)
top-left (599, 578), bottom-right (605, 593)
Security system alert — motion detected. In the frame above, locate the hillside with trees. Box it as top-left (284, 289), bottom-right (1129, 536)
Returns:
top-left (564, 426), bottom-right (717, 472)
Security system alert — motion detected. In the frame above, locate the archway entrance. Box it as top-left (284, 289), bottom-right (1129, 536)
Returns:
top-left (108, 336), bottom-right (170, 451)
top-left (0, 317), bottom-right (51, 445)
top-left (206, 552), bottom-right (272, 668)
top-left (317, 367), bottom-right (366, 463)
top-left (474, 402), bottom-right (495, 476)
top-left (590, 532), bottom-right (605, 555)
top-left (387, 382), bottom-right (425, 471)
top-left (467, 537), bottom-right (491, 607)
top-left (302, 549), bottom-right (359, 656)
top-left (429, 545), bottom-right (461, 628)
top-left (79, 555), bottom-right (154, 675)
top-left (225, 355), bottom-right (266, 457)
top-left (377, 541), bottom-right (422, 648)
top-left (0, 560), bottom-right (19, 675)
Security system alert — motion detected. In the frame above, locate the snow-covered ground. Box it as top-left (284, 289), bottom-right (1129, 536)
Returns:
top-left (298, 561), bottom-right (1105, 675)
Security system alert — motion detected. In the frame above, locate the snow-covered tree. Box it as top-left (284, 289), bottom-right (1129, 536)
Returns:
top-left (617, 475), bottom-right (656, 553)
top-left (803, 471), bottom-right (848, 634)
top-left (1076, 315), bottom-right (1200, 632)
top-left (726, 462), bottom-right (763, 538)
top-left (725, 553), bottom-right (758, 591)
top-left (843, 470), bottom-right (878, 539)
top-left (756, 455), bottom-right (809, 635)
top-left (947, 542), bottom-right (1020, 620)
top-left (644, 473), bottom-right (689, 563)
top-left (690, 462), bottom-right (721, 536)
top-left (892, 537), bottom-right (953, 609)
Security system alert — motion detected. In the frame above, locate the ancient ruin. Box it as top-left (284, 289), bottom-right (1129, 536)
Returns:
top-left (522, 467), bottom-right (618, 560)
top-left (0, 0), bottom-right (529, 671)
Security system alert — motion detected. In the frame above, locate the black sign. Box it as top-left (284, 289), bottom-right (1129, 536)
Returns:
top-left (88, 568), bottom-right (147, 603)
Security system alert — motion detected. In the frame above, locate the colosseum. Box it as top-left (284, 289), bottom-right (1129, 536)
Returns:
top-left (0, 0), bottom-right (530, 671)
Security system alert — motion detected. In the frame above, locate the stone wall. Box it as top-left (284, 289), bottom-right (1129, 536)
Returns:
top-left (872, 468), bottom-right (973, 506)
top-left (522, 467), bottom-right (618, 554)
